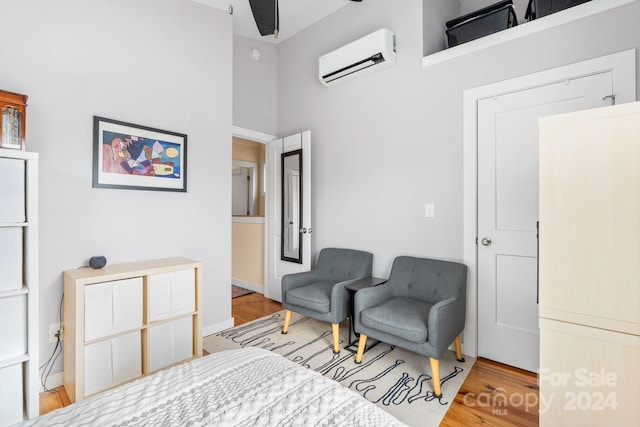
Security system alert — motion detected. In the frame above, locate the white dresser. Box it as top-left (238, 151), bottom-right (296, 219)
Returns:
top-left (0, 149), bottom-right (39, 425)
top-left (63, 257), bottom-right (203, 403)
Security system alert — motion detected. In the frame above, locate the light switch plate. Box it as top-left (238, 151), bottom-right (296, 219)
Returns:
top-left (425, 203), bottom-right (435, 218)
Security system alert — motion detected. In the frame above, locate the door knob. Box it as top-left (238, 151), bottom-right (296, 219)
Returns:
top-left (299, 228), bottom-right (307, 234)
top-left (481, 237), bottom-right (492, 246)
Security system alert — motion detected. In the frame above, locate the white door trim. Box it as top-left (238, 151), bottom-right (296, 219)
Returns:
top-left (232, 126), bottom-right (277, 144)
top-left (462, 49), bottom-right (636, 358)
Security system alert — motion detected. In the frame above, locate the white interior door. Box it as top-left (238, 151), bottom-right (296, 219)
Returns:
top-left (477, 72), bottom-right (615, 372)
top-left (265, 131), bottom-right (311, 301)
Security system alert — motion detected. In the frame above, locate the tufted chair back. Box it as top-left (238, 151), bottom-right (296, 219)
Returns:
top-left (314, 248), bottom-right (373, 282)
top-left (387, 256), bottom-right (466, 304)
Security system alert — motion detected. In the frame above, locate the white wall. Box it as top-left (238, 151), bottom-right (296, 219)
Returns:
top-left (276, 0), bottom-right (640, 278)
top-left (0, 0), bottom-right (233, 381)
top-left (423, 0), bottom-right (459, 56)
top-left (233, 35), bottom-right (278, 135)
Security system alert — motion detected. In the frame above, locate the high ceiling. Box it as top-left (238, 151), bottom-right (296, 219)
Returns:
top-left (193, 0), bottom-right (354, 43)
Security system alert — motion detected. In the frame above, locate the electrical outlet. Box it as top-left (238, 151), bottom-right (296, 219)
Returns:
top-left (48, 323), bottom-right (61, 343)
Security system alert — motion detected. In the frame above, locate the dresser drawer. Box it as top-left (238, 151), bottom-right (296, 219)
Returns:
top-left (147, 316), bottom-right (193, 372)
top-left (0, 294), bottom-right (26, 358)
top-left (0, 227), bottom-right (22, 291)
top-left (0, 363), bottom-right (24, 425)
top-left (84, 331), bottom-right (142, 396)
top-left (0, 158), bottom-right (25, 223)
top-left (147, 269), bottom-right (195, 322)
top-left (85, 277), bottom-right (143, 341)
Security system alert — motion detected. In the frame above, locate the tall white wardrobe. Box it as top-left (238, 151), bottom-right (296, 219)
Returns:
top-left (539, 102), bottom-right (640, 425)
top-left (0, 149), bottom-right (38, 425)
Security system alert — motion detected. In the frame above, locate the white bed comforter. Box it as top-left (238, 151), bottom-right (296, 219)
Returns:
top-left (24, 347), bottom-right (405, 426)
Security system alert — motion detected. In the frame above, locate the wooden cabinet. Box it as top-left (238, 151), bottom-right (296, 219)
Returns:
top-left (0, 149), bottom-right (39, 425)
top-left (539, 319), bottom-right (640, 425)
top-left (0, 90), bottom-right (27, 150)
top-left (63, 258), bottom-right (203, 403)
top-left (538, 101), bottom-right (640, 425)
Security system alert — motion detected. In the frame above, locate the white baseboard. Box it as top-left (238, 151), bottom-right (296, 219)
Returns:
top-left (202, 317), bottom-right (234, 338)
top-left (41, 371), bottom-right (64, 391)
top-left (231, 279), bottom-right (264, 294)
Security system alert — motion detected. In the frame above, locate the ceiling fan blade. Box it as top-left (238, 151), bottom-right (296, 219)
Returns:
top-left (248, 0), bottom-right (279, 37)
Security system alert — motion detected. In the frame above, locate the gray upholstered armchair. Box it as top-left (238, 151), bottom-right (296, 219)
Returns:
top-left (281, 248), bottom-right (373, 353)
top-left (353, 256), bottom-right (467, 397)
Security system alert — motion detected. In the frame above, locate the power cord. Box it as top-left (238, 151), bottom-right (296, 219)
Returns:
top-left (39, 293), bottom-right (64, 407)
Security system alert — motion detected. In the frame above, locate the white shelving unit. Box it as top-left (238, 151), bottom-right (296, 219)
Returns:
top-left (422, 0), bottom-right (636, 68)
top-left (0, 149), bottom-right (39, 425)
top-left (63, 257), bottom-right (203, 403)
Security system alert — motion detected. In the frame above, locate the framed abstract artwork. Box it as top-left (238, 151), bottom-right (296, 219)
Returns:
top-left (92, 116), bottom-right (187, 192)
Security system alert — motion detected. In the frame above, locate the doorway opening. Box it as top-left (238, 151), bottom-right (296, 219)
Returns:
top-left (231, 136), bottom-right (266, 296)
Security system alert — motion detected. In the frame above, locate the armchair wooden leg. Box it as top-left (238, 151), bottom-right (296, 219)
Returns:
top-left (331, 323), bottom-right (340, 353)
top-left (354, 334), bottom-right (368, 364)
top-left (455, 336), bottom-right (465, 362)
top-left (430, 357), bottom-right (442, 398)
top-left (281, 310), bottom-right (292, 334)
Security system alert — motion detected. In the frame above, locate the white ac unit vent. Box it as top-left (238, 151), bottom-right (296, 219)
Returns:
top-left (318, 28), bottom-right (396, 87)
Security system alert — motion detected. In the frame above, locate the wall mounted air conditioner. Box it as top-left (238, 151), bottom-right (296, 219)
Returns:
top-left (319, 28), bottom-right (396, 87)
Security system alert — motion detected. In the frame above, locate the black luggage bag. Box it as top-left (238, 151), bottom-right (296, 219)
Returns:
top-left (445, 0), bottom-right (518, 48)
top-left (525, 0), bottom-right (591, 21)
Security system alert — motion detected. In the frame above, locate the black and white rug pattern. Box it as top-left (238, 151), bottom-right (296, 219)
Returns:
top-left (203, 310), bottom-right (474, 427)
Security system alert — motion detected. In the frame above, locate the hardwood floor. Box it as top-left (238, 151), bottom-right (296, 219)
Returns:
top-left (40, 292), bottom-right (538, 426)
top-left (442, 358), bottom-right (539, 426)
top-left (39, 387), bottom-right (70, 417)
top-left (232, 291), bottom-right (282, 326)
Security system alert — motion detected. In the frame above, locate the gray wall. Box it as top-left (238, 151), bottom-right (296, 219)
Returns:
top-left (275, 0), bottom-right (640, 278)
top-left (423, 0), bottom-right (459, 56)
top-left (233, 36), bottom-right (278, 135)
top-left (0, 0), bottom-right (233, 380)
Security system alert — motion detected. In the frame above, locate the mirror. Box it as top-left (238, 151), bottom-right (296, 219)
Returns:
top-left (232, 160), bottom-right (258, 216)
top-left (281, 149), bottom-right (302, 263)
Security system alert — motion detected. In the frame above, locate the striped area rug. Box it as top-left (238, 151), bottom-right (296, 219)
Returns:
top-left (203, 310), bottom-right (474, 427)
